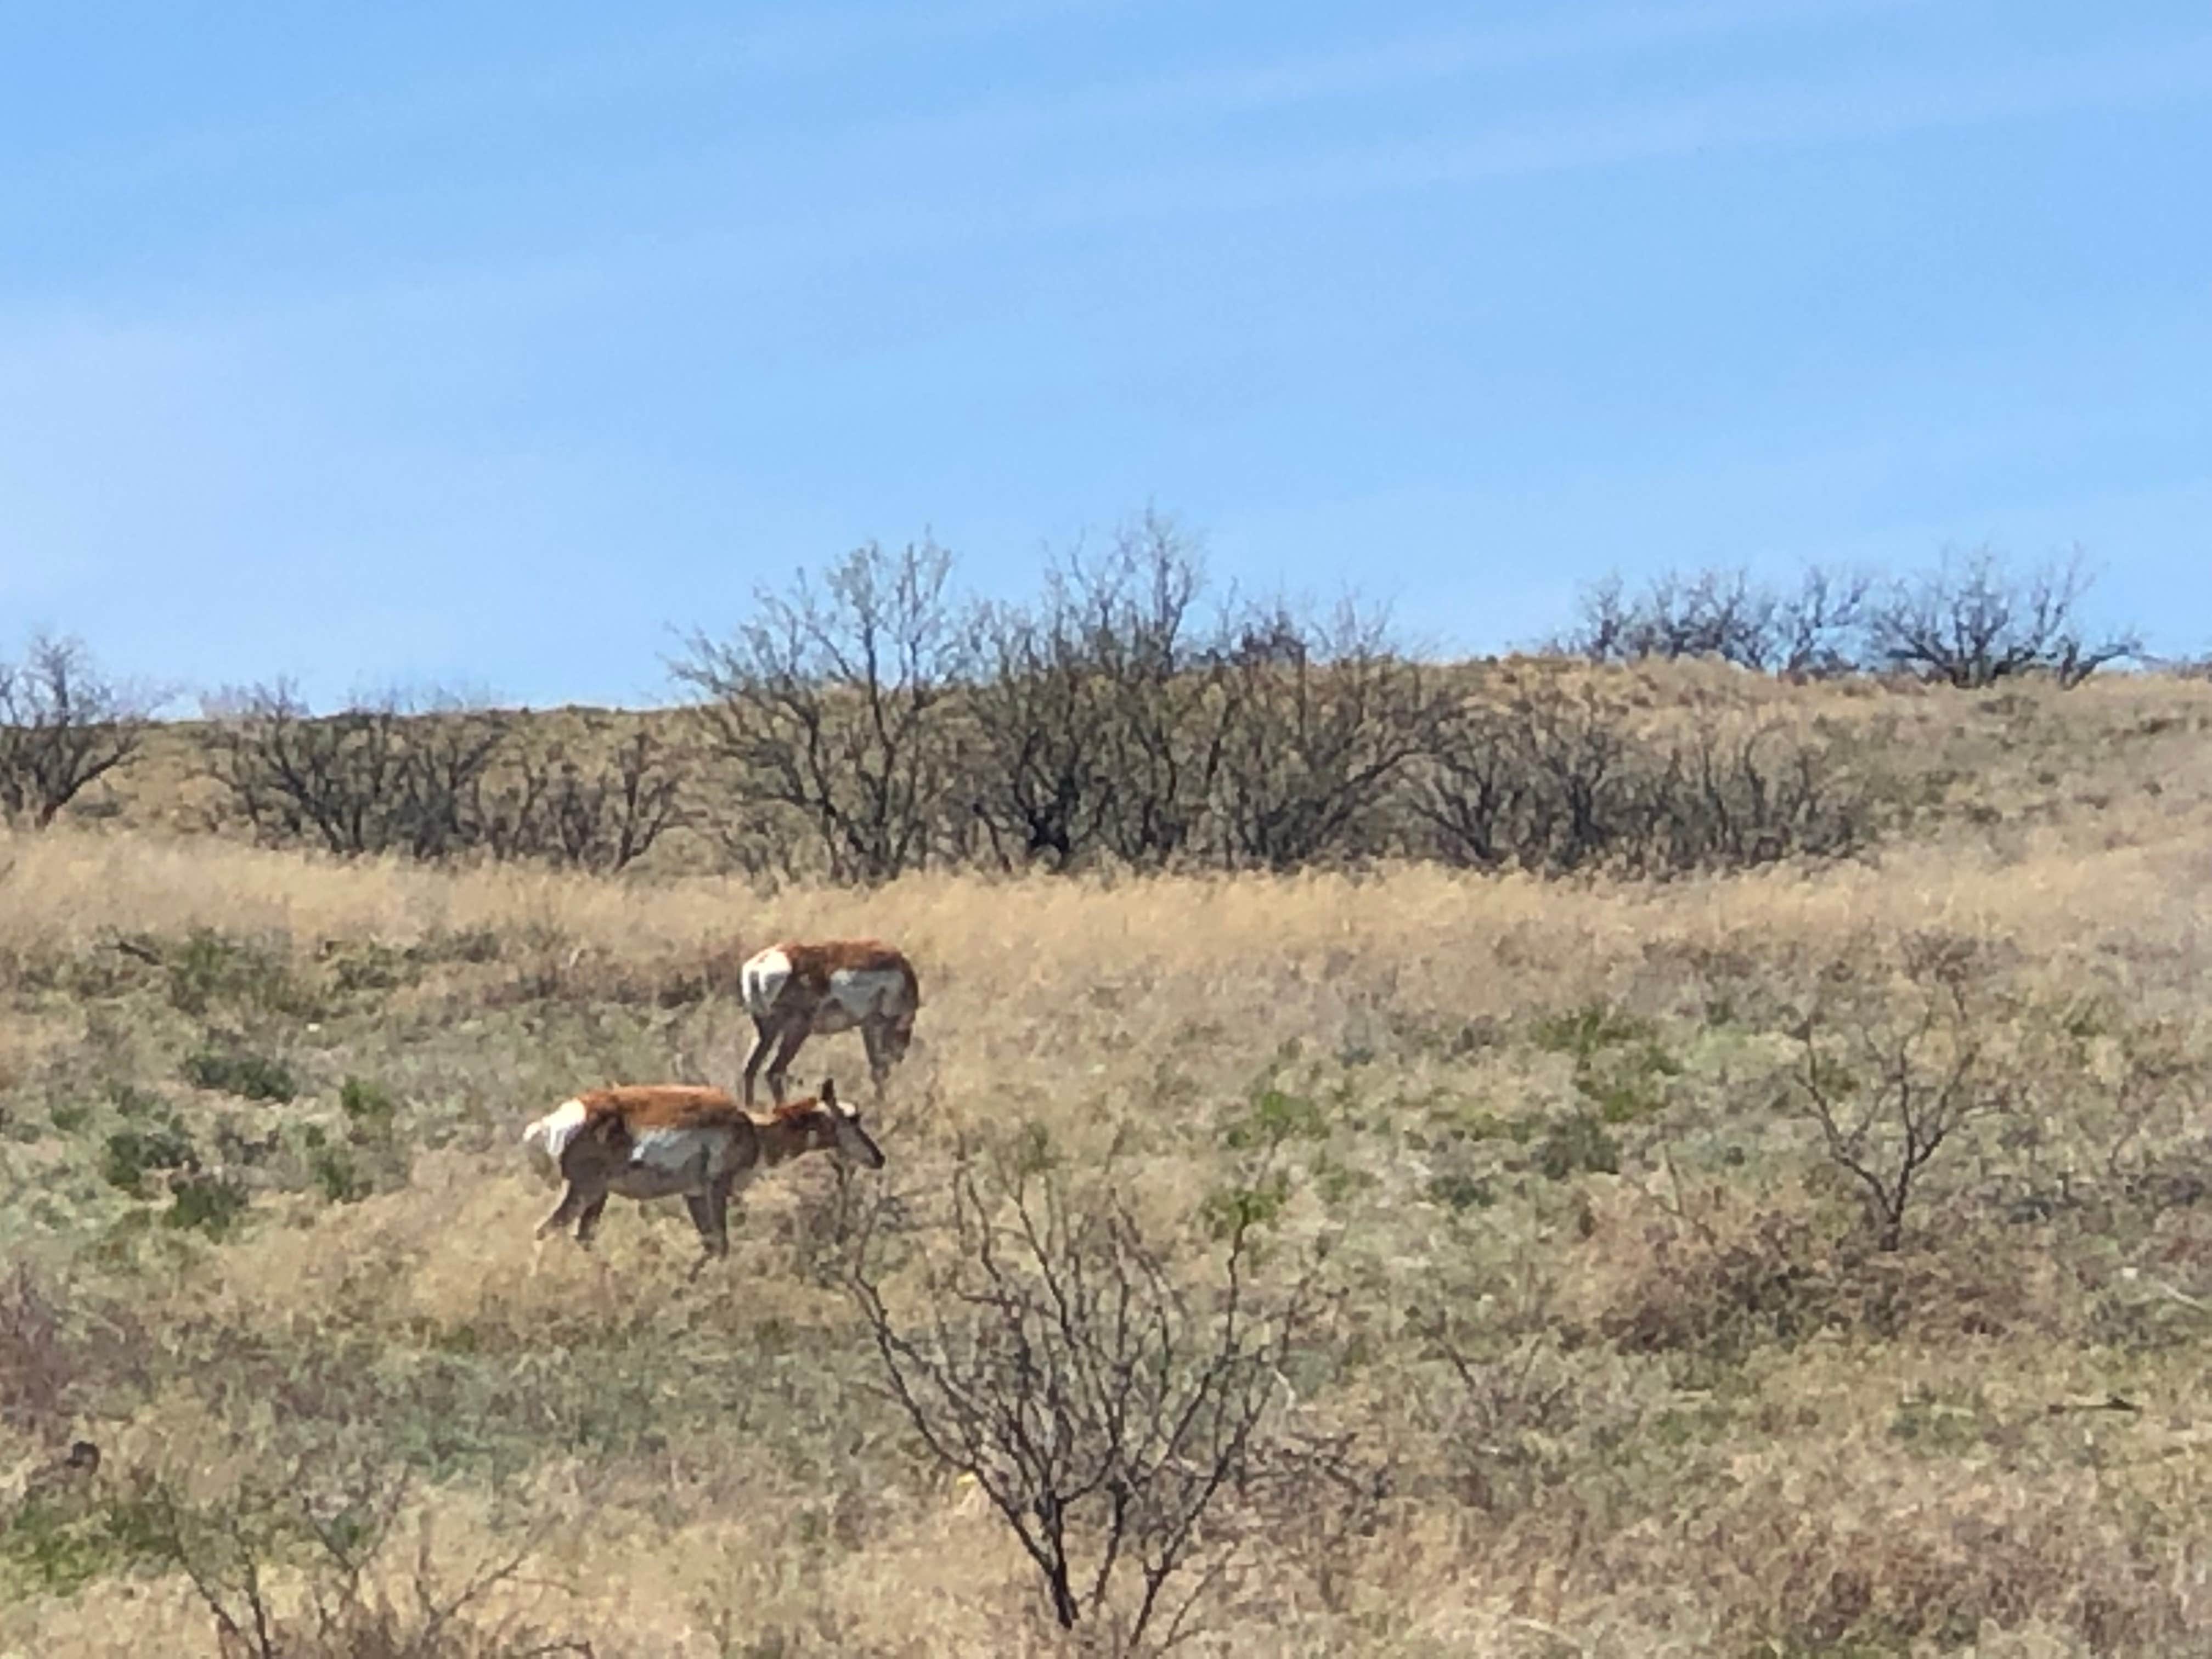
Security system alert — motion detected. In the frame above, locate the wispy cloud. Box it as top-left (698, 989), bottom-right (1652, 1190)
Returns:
top-left (1003, 31), bottom-right (2212, 229)
top-left (0, 0), bottom-right (1119, 198)
top-left (38, 19), bottom-right (2203, 342)
top-left (912, 0), bottom-right (1937, 134)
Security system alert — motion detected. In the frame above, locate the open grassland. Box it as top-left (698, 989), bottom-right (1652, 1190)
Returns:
top-left (3, 672), bottom-right (2211, 1656)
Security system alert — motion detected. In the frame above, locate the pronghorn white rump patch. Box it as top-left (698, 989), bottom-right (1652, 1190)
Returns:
top-left (521, 1097), bottom-right (589, 1186)
top-left (740, 949), bottom-right (794, 1019)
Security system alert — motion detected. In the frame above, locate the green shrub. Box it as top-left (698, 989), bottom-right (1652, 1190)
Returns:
top-left (1426, 1169), bottom-right (1493, 1212)
top-left (162, 1172), bottom-right (250, 1237)
top-left (1200, 1170), bottom-right (1291, 1239)
top-left (164, 928), bottom-right (315, 1018)
top-left (1223, 1087), bottom-right (1329, 1149)
top-left (0, 1493), bottom-right (134, 1597)
top-left (311, 1146), bottom-right (372, 1204)
top-left (101, 1122), bottom-right (196, 1195)
top-left (182, 1047), bottom-right (297, 1103)
top-left (1533, 1110), bottom-right (1621, 1181)
top-left (110, 1084), bottom-right (168, 1119)
top-left (1532, 1001), bottom-right (1658, 1058)
top-left (339, 1076), bottom-right (397, 1136)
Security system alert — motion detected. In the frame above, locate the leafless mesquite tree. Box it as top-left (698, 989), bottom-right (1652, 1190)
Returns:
top-left (0, 634), bottom-right (157, 827)
top-left (1411, 681), bottom-right (1866, 876)
top-left (1866, 545), bottom-right (2140, 688)
top-left (963, 517), bottom-right (1231, 870)
top-left (119, 1454), bottom-right (590, 1659)
top-left (1555, 566), bottom-right (1875, 676)
top-left (848, 1147), bottom-right (1327, 1651)
top-left (200, 683), bottom-right (512, 860)
top-left (1555, 551), bottom-right (2138, 687)
top-left (1785, 937), bottom-right (2018, 1251)
top-left (1206, 600), bottom-right (1436, 870)
top-left (675, 539), bottom-right (967, 883)
top-left (479, 725), bottom-right (689, 872)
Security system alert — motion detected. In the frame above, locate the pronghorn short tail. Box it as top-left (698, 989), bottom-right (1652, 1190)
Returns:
top-left (521, 1098), bottom-right (590, 1186)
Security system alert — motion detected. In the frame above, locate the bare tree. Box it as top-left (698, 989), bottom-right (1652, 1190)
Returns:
top-left (0, 634), bottom-right (156, 827)
top-left (676, 540), bottom-right (967, 883)
top-left (963, 591), bottom-right (1124, 870)
top-left (1550, 565), bottom-right (1874, 675)
top-left (1509, 679), bottom-right (1639, 872)
top-left (1406, 697), bottom-right (1529, 868)
top-left (1867, 546), bottom-right (2139, 689)
top-left (118, 1453), bottom-right (588, 1659)
top-left (479, 723), bottom-right (689, 872)
top-left (1410, 681), bottom-right (1866, 876)
top-left (1770, 565), bottom-right (1876, 676)
top-left (848, 1145), bottom-right (1324, 1650)
top-left (1785, 935), bottom-right (2018, 1251)
top-left (1644, 715), bottom-right (1867, 872)
top-left (1206, 600), bottom-right (1435, 870)
top-left (199, 683), bottom-right (512, 859)
top-left (962, 516), bottom-right (1233, 871)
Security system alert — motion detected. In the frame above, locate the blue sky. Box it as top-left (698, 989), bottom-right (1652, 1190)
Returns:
top-left (3, 0), bottom-right (2207, 708)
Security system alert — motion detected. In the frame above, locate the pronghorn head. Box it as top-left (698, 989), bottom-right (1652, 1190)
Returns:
top-left (818, 1077), bottom-right (886, 1170)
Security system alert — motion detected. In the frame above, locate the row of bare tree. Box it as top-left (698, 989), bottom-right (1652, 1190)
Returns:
top-left (0, 528), bottom-right (2142, 878)
top-left (1550, 547), bottom-right (2141, 685)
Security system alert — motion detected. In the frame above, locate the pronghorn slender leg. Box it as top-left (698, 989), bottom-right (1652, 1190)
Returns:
top-left (573, 1192), bottom-right (610, 1245)
top-left (682, 1194), bottom-right (717, 1266)
top-left (764, 1022), bottom-right (809, 1107)
top-left (537, 1184), bottom-right (590, 1240)
top-left (861, 1019), bottom-right (889, 1094)
top-left (685, 1180), bottom-right (732, 1282)
top-left (741, 1017), bottom-right (778, 1108)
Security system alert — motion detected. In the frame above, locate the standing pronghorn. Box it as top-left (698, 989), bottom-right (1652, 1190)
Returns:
top-left (740, 939), bottom-right (920, 1107)
top-left (521, 1079), bottom-right (884, 1277)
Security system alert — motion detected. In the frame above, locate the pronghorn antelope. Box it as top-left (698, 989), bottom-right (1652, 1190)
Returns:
top-left (521, 1078), bottom-right (884, 1277)
top-left (740, 939), bottom-right (919, 1107)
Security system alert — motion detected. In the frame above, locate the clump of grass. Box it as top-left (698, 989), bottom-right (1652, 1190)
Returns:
top-left (1533, 1001), bottom-right (1660, 1058)
top-left (339, 1075), bottom-right (398, 1135)
top-left (182, 1046), bottom-right (297, 1103)
top-left (0, 1489), bottom-right (136, 1598)
top-left (1222, 1086), bottom-right (1329, 1149)
top-left (101, 1120), bottom-right (197, 1196)
top-left (162, 1171), bottom-right (251, 1238)
top-left (163, 927), bottom-right (319, 1019)
top-left (1534, 1110), bottom-right (1621, 1180)
top-left (308, 1142), bottom-right (372, 1204)
top-left (1425, 1168), bottom-right (1493, 1212)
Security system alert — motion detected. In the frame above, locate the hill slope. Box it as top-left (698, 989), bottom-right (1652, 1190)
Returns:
top-left (3, 668), bottom-right (2210, 1655)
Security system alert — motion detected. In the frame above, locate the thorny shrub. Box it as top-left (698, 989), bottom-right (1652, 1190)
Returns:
top-left (847, 1138), bottom-right (1333, 1652)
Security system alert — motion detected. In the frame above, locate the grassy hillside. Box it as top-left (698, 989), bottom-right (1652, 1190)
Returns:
top-left (3, 668), bottom-right (2210, 1656)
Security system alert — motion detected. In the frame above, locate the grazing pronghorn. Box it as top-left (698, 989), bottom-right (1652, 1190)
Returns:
top-left (521, 1078), bottom-right (884, 1278)
top-left (740, 939), bottom-right (920, 1107)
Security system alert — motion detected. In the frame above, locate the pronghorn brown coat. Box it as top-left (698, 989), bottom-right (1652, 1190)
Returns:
top-left (522, 1080), bottom-right (884, 1276)
top-left (740, 939), bottom-right (920, 1107)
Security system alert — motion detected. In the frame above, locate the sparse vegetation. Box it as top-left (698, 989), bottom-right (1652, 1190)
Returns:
top-left (3, 562), bottom-right (2207, 1654)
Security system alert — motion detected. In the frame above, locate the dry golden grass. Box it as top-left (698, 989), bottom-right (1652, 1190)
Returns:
top-left (2, 671), bottom-right (2210, 1656)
